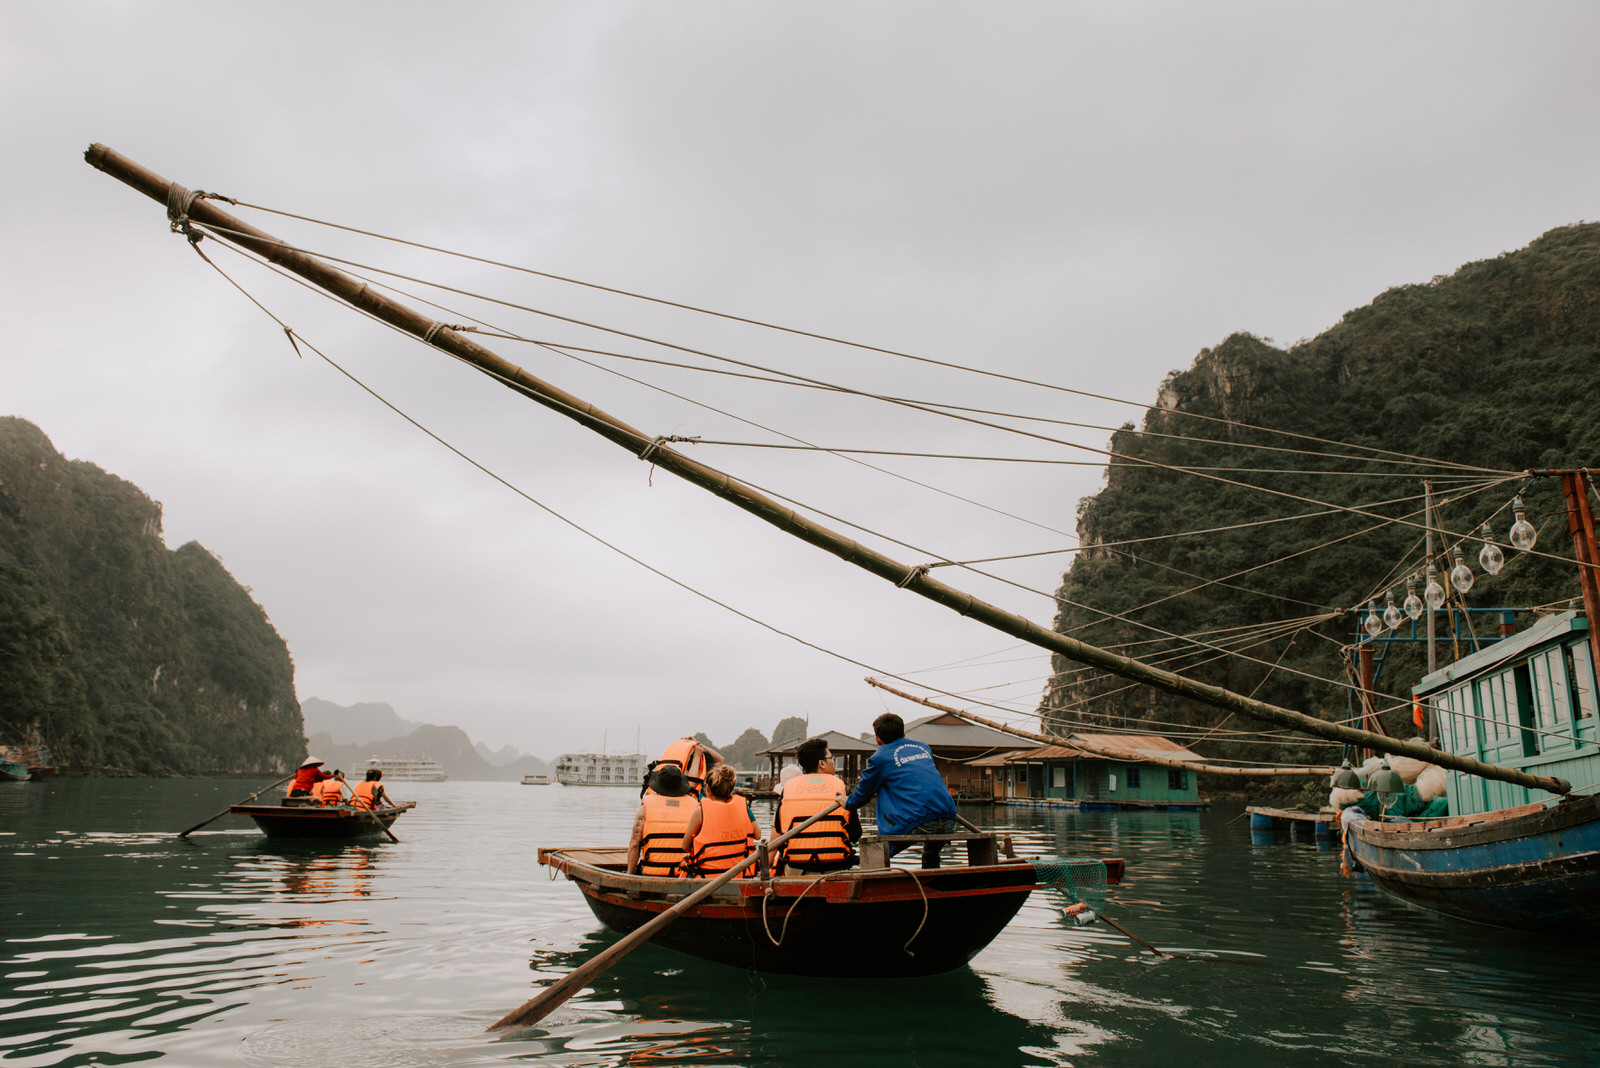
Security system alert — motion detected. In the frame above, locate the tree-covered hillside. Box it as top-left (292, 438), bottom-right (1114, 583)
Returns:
top-left (0, 418), bottom-right (303, 775)
top-left (1040, 223), bottom-right (1600, 776)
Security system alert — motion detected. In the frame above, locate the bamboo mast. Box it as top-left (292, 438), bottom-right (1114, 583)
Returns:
top-left (865, 678), bottom-right (1334, 778)
top-left (83, 143), bottom-right (1572, 798)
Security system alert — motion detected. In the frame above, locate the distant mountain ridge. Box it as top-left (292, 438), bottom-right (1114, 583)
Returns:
top-left (301, 697), bottom-right (551, 782)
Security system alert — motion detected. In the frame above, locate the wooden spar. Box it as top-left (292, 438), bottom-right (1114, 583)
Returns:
top-left (84, 144), bottom-right (1572, 799)
top-left (866, 678), bottom-right (1333, 779)
top-left (1553, 469), bottom-right (1600, 678)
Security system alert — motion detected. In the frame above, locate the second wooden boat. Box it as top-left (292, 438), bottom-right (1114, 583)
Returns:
top-left (230, 800), bottom-right (416, 839)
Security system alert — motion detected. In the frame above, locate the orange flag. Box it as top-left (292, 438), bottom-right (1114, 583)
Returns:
top-left (1412, 697), bottom-right (1425, 729)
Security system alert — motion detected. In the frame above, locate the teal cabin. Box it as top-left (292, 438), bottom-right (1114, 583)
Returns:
top-left (974, 734), bottom-right (1206, 810)
top-left (1417, 608), bottom-right (1599, 817)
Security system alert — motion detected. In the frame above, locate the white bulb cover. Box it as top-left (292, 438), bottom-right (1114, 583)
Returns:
top-left (1403, 591), bottom-right (1424, 620)
top-left (1479, 541), bottom-right (1505, 575)
top-left (1425, 579), bottom-right (1446, 611)
top-left (1384, 603), bottom-right (1403, 630)
top-left (1364, 609), bottom-right (1383, 638)
top-left (1450, 560), bottom-right (1475, 594)
top-left (1510, 516), bottom-right (1537, 552)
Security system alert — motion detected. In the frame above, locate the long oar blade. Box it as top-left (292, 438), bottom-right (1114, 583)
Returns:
top-left (177, 773), bottom-right (296, 837)
top-left (489, 799), bottom-right (843, 1032)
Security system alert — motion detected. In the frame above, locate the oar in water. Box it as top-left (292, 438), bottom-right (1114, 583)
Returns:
top-left (359, 794), bottom-right (402, 843)
top-left (487, 799), bottom-right (845, 1032)
top-left (177, 773), bottom-right (296, 837)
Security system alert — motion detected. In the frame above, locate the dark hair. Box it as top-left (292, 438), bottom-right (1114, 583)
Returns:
top-left (872, 712), bottom-right (905, 743)
top-left (365, 768), bottom-right (382, 781)
top-left (705, 764), bottom-right (737, 799)
top-left (796, 737), bottom-right (830, 774)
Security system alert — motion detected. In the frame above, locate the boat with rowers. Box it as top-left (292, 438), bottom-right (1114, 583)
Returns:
top-left (538, 832), bottom-right (1121, 977)
top-left (229, 796), bottom-right (417, 839)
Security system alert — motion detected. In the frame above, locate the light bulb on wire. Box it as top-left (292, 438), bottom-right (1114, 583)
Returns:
top-left (1403, 576), bottom-right (1424, 621)
top-left (1364, 599), bottom-right (1383, 638)
top-left (1478, 522), bottom-right (1504, 575)
top-left (1384, 590), bottom-right (1403, 631)
top-left (1510, 496), bottom-right (1537, 552)
top-left (1424, 565), bottom-right (1446, 611)
top-left (1450, 548), bottom-right (1474, 595)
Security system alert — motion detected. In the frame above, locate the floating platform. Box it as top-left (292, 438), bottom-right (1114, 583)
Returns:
top-left (1247, 805), bottom-right (1338, 844)
top-left (996, 797), bottom-right (1209, 812)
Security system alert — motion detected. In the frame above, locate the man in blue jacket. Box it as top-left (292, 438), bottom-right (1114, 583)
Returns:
top-left (842, 712), bottom-right (959, 868)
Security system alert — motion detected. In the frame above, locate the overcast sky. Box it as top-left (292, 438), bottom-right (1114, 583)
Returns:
top-left (5, 3), bottom-right (1597, 761)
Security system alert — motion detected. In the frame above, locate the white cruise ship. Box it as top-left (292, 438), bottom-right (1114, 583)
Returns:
top-left (353, 756), bottom-right (447, 782)
top-left (555, 752), bottom-right (646, 787)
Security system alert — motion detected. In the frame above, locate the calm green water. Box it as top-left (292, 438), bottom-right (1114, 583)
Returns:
top-left (1, 779), bottom-right (1595, 1067)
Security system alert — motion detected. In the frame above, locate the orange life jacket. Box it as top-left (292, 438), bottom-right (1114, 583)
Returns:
top-left (352, 781), bottom-right (383, 809)
top-left (317, 778), bottom-right (346, 805)
top-left (685, 795), bottom-right (757, 877)
top-left (648, 738), bottom-right (710, 796)
top-left (638, 792), bottom-right (695, 877)
top-left (775, 773), bottom-right (852, 869)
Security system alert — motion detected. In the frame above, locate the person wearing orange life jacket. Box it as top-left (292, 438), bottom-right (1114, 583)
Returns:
top-left (681, 765), bottom-right (759, 878)
top-left (626, 764), bottom-right (697, 876)
top-left (772, 737), bottom-right (860, 875)
top-left (643, 737), bottom-right (724, 799)
top-left (316, 770), bottom-right (348, 805)
top-left (351, 768), bottom-right (391, 810)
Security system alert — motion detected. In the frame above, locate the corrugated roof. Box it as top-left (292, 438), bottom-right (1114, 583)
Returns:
top-left (966, 734), bottom-right (1202, 765)
top-left (758, 729), bottom-right (877, 757)
top-left (905, 712), bottom-right (1036, 752)
top-left (1414, 610), bottom-right (1583, 694)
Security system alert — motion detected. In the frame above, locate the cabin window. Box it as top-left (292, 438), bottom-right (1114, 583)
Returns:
top-left (1053, 766), bottom-right (1067, 788)
top-left (1016, 765), bottom-right (1028, 784)
top-left (1126, 767), bottom-right (1141, 789)
top-left (1568, 643), bottom-right (1596, 721)
top-left (1532, 650), bottom-right (1567, 735)
top-left (1482, 675), bottom-right (1513, 745)
top-left (1513, 662), bottom-right (1539, 757)
top-left (1167, 768), bottom-right (1188, 791)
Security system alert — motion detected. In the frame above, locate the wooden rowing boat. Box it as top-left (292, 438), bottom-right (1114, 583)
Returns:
top-left (538, 843), bottom-right (1122, 977)
top-left (229, 800), bottom-right (416, 839)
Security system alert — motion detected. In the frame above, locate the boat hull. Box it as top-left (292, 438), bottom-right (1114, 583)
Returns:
top-left (540, 846), bottom-right (1119, 977)
top-left (1346, 792), bottom-right (1600, 932)
top-left (230, 801), bottom-right (415, 839)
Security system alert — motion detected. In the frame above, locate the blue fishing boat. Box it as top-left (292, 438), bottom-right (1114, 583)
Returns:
top-left (1346, 605), bottom-right (1600, 931)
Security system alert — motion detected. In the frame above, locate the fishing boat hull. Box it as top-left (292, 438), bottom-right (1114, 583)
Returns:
top-left (539, 846), bottom-right (1121, 977)
top-left (229, 800), bottom-right (416, 839)
top-left (1345, 792), bottom-right (1600, 932)
top-left (1, 761), bottom-right (29, 783)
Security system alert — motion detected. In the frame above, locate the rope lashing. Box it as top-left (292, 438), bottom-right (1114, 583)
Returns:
top-left (897, 564), bottom-right (931, 588)
top-left (422, 322), bottom-right (480, 344)
top-left (165, 185), bottom-right (235, 245)
top-left (638, 436), bottom-right (666, 463)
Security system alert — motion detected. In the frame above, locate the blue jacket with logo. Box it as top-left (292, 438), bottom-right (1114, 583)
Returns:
top-left (844, 738), bottom-right (956, 836)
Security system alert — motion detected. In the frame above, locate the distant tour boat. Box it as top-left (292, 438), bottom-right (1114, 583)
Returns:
top-left (353, 756), bottom-right (446, 782)
top-left (521, 774), bottom-right (552, 786)
top-left (555, 752), bottom-right (646, 787)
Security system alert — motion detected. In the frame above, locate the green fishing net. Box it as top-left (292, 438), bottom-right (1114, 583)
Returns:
top-left (1032, 857), bottom-right (1110, 915)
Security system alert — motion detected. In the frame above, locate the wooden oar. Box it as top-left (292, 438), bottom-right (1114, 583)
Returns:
top-left (488, 800), bottom-right (844, 1032)
top-left (1099, 913), bottom-right (1164, 957)
top-left (359, 795), bottom-right (402, 843)
top-left (177, 773), bottom-right (295, 837)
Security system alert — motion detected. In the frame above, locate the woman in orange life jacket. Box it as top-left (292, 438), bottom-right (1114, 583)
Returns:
top-left (286, 756), bottom-right (333, 799)
top-left (316, 770), bottom-right (348, 805)
top-left (351, 768), bottom-right (390, 810)
top-left (681, 764), bottom-right (759, 878)
top-left (773, 737), bottom-right (860, 875)
top-left (645, 737), bottom-right (725, 799)
top-left (626, 764), bottom-right (697, 876)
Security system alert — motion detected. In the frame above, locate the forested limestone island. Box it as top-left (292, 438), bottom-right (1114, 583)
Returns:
top-left (1040, 222), bottom-right (1600, 789)
top-left (0, 418), bottom-right (302, 775)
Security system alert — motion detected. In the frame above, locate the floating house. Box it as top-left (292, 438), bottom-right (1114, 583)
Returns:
top-left (758, 730), bottom-right (875, 790)
top-left (971, 733), bottom-right (1207, 810)
top-left (902, 712), bottom-right (1038, 799)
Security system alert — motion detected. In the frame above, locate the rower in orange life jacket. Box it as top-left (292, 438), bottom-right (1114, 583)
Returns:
top-left (682, 765), bottom-right (758, 878)
top-left (627, 764), bottom-right (697, 875)
top-left (644, 737), bottom-right (724, 799)
top-left (316, 771), bottom-right (348, 805)
top-left (351, 769), bottom-right (389, 809)
top-left (773, 737), bottom-right (859, 874)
